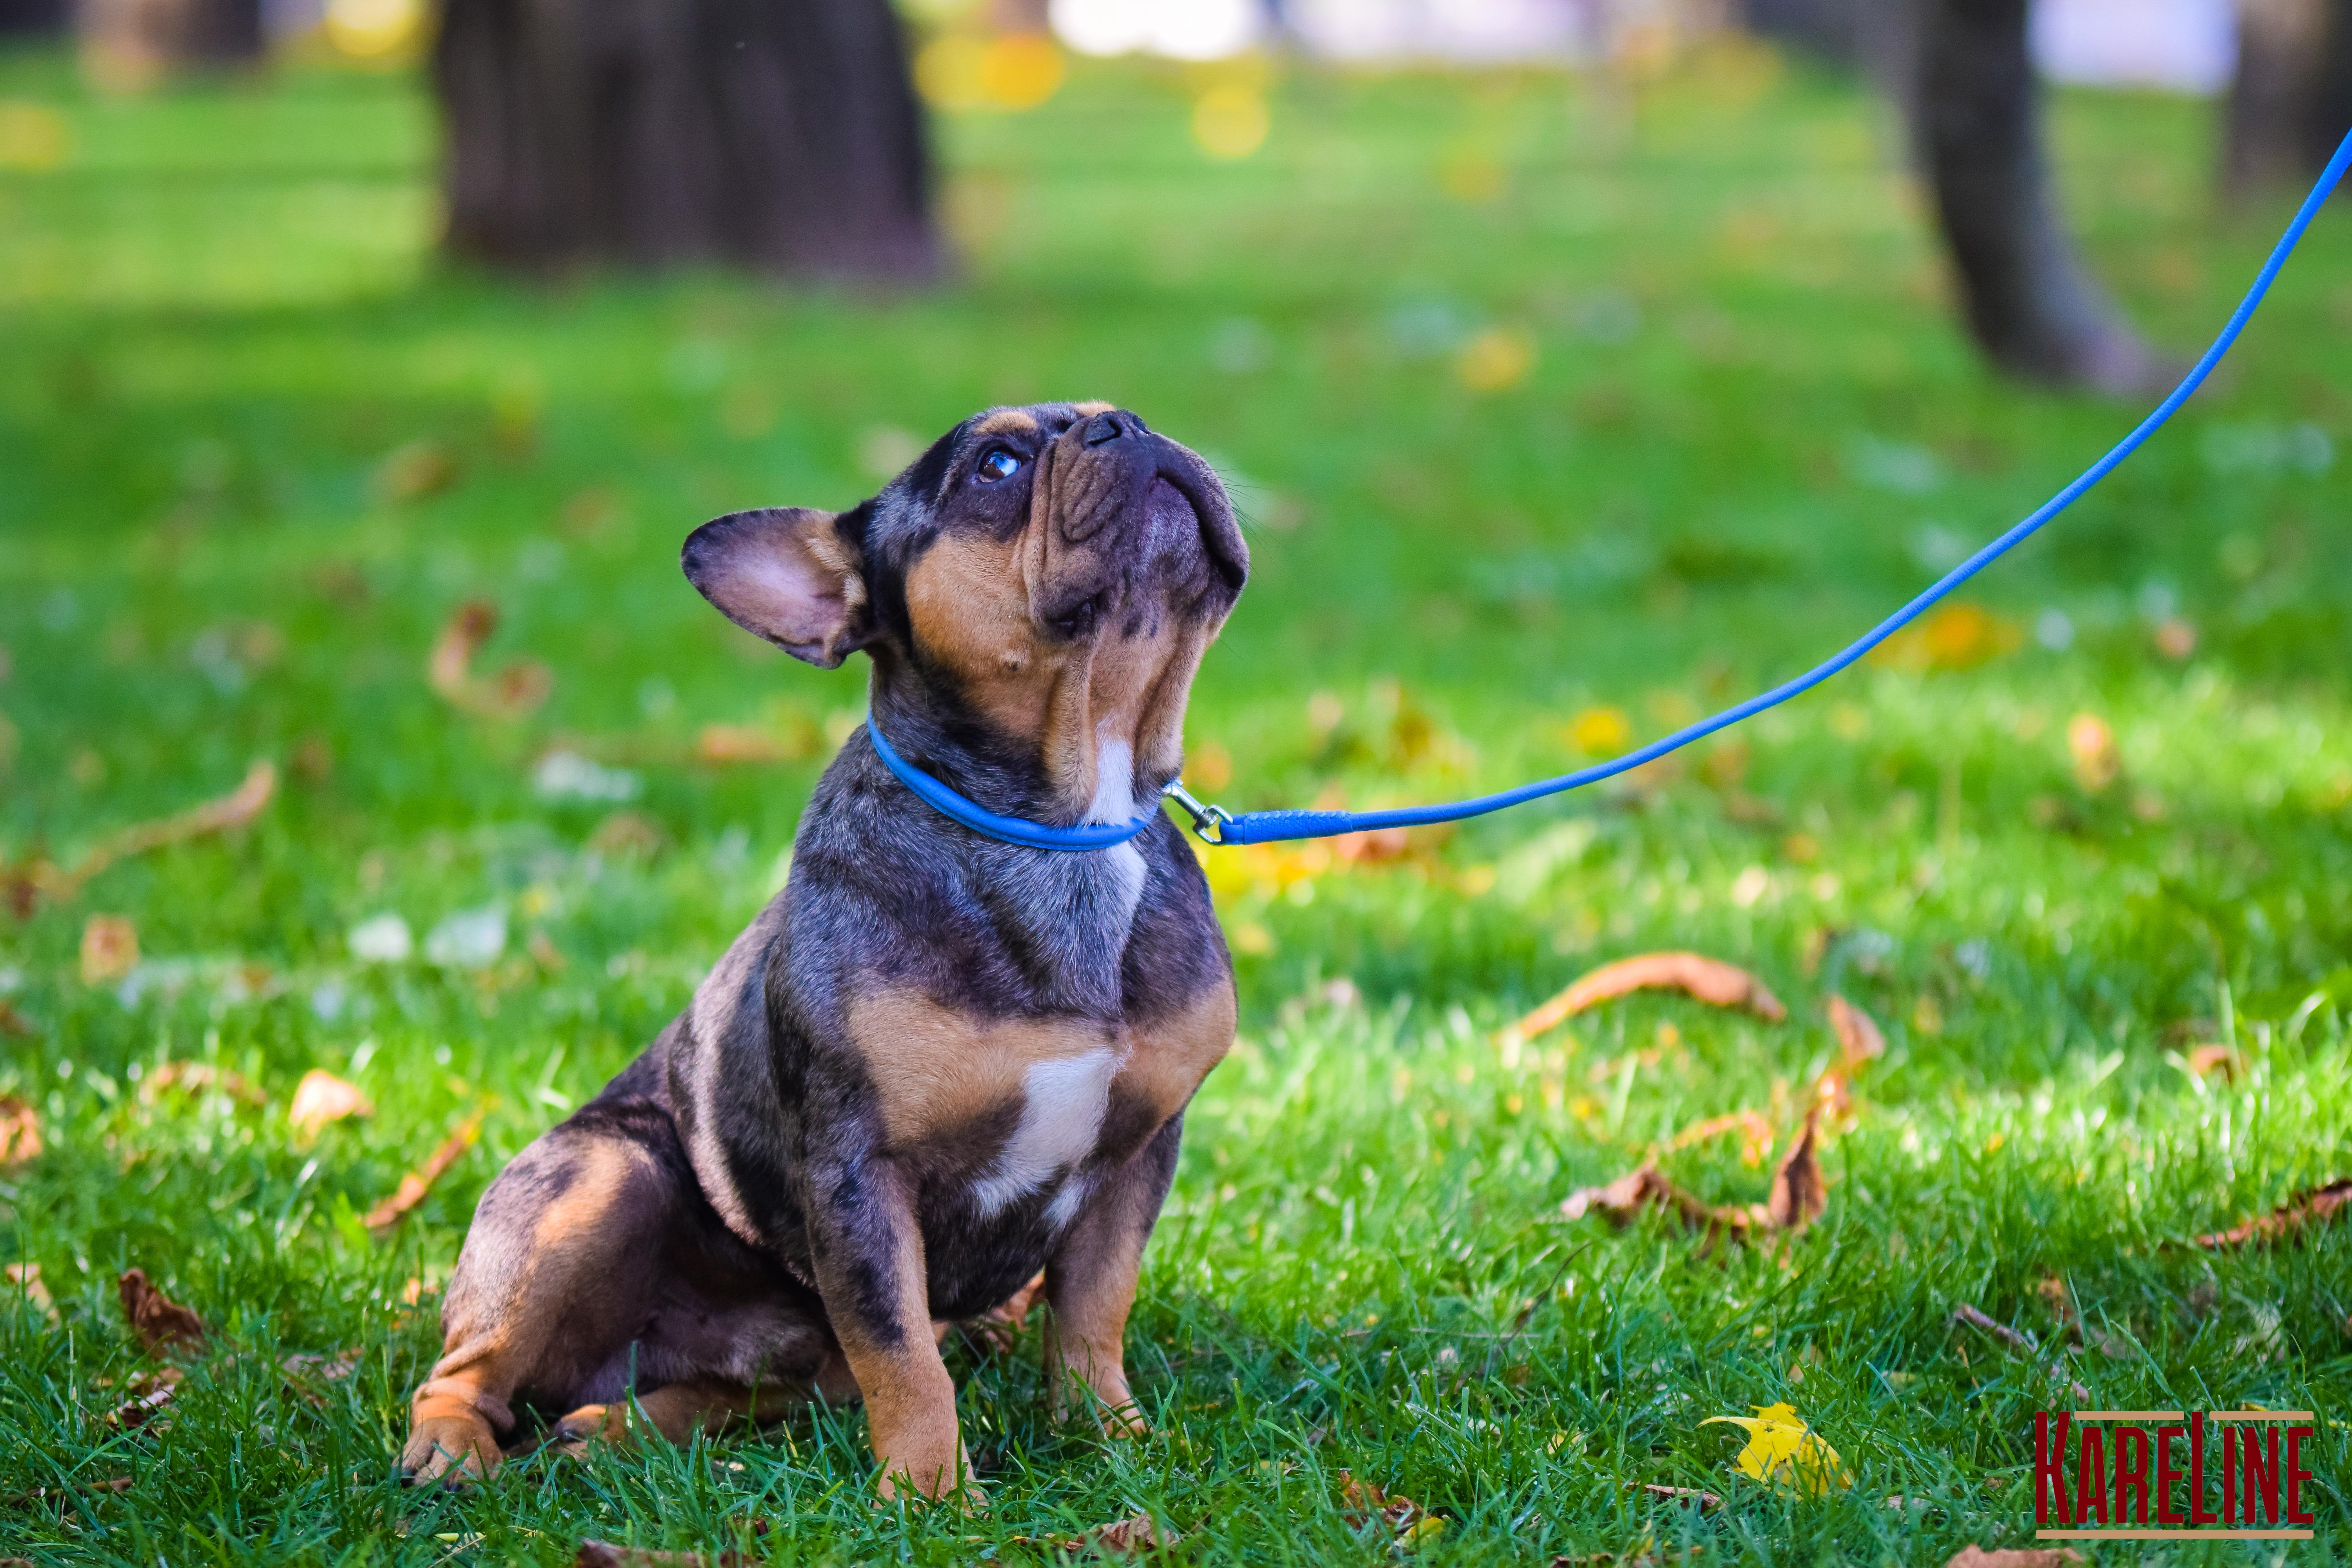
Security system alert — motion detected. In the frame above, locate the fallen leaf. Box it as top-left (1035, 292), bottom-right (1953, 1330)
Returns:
top-left (118, 1269), bottom-right (207, 1357)
top-left (1067, 1514), bottom-right (1182, 1556)
top-left (1950, 1303), bottom-right (2091, 1401)
top-left (0, 998), bottom-right (34, 1038)
top-left (2067, 713), bottom-right (2118, 792)
top-left (2034, 1275), bottom-right (2077, 1328)
top-left (375, 439), bottom-right (459, 503)
top-left (966, 1269), bottom-right (1047, 1356)
top-left (694, 722), bottom-right (814, 765)
top-left (1512, 953), bottom-right (1787, 1040)
top-left (1560, 1165), bottom-right (1762, 1240)
top-left (281, 1347), bottom-right (363, 1384)
top-left (1668, 1109), bottom-right (1773, 1167)
top-left (364, 1107), bottom-right (488, 1230)
top-left (1867, 603), bottom-right (2020, 673)
top-left (1636, 1483), bottom-right (1723, 1510)
top-left (105, 1366), bottom-right (183, 1428)
top-left (1766, 1105), bottom-right (1826, 1231)
top-left (1942, 1550), bottom-right (2082, 1568)
top-left (1338, 1471), bottom-right (1436, 1537)
top-left (428, 600), bottom-right (552, 720)
top-left (573, 1543), bottom-right (750, 1568)
top-left (2191, 1177), bottom-right (2352, 1249)
top-left (288, 1070), bottom-right (372, 1136)
top-left (80, 914), bottom-right (139, 983)
top-left (1826, 995), bottom-right (1884, 1073)
top-left (0, 1096), bottom-right (40, 1167)
top-left (2183, 1044), bottom-right (2240, 1081)
top-left (5, 1261), bottom-right (56, 1323)
top-left (46, 762), bottom-right (278, 905)
top-left (1700, 1402), bottom-right (1849, 1495)
top-left (142, 1062), bottom-right (269, 1109)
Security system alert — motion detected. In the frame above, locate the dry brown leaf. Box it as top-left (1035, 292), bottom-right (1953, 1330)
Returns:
top-left (142, 1062), bottom-right (269, 1109)
top-left (693, 723), bottom-right (814, 766)
top-left (2034, 1275), bottom-right (2077, 1328)
top-left (0, 999), bottom-right (34, 1038)
top-left (1942, 1549), bottom-right (2082, 1568)
top-left (573, 1542), bottom-right (750, 1568)
top-left (363, 1107), bottom-right (488, 1230)
top-left (2184, 1044), bottom-right (2240, 1081)
top-left (1064, 1514), bottom-right (1181, 1556)
top-left (1560, 1166), bottom-right (1762, 1239)
top-left (376, 440), bottom-right (459, 503)
top-left (2191, 1177), bottom-right (2352, 1249)
top-left (5, 1261), bottom-right (56, 1323)
top-left (1566, 1107), bottom-right (1827, 1243)
top-left (118, 1269), bottom-right (207, 1357)
top-left (105, 1365), bottom-right (183, 1428)
top-left (1513, 953), bottom-right (1786, 1040)
top-left (967, 1269), bottom-right (1048, 1355)
top-left (0, 1096), bottom-right (40, 1167)
top-left (287, 1070), bottom-right (372, 1136)
top-left (46, 762), bottom-right (278, 906)
top-left (281, 1347), bottom-right (363, 1383)
top-left (1637, 1483), bottom-right (1724, 1510)
top-left (80, 914), bottom-right (139, 984)
top-left (1766, 1105), bottom-right (1826, 1231)
top-left (429, 600), bottom-right (552, 720)
top-left (1668, 1109), bottom-right (1773, 1167)
top-left (1826, 995), bottom-right (1884, 1073)
top-left (1949, 1304), bottom-right (2091, 1401)
top-left (1338, 1471), bottom-right (1438, 1538)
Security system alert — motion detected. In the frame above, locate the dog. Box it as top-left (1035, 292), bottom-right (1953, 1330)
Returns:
top-left (398, 403), bottom-right (1249, 1500)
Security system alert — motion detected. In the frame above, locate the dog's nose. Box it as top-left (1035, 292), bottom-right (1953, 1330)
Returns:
top-left (1082, 411), bottom-right (1127, 447)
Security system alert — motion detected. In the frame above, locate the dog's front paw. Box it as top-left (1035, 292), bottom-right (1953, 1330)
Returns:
top-left (399, 1406), bottom-right (502, 1485)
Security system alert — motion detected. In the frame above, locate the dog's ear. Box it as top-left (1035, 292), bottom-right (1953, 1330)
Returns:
top-left (682, 508), bottom-right (869, 668)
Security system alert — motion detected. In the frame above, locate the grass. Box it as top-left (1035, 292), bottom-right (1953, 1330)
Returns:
top-left (2, 31), bottom-right (2351, 1564)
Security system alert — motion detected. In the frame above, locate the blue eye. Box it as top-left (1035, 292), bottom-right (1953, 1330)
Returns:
top-left (976, 448), bottom-right (1022, 483)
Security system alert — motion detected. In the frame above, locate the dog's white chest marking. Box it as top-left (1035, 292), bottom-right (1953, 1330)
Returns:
top-left (1084, 731), bottom-right (1148, 932)
top-left (971, 1046), bottom-right (1119, 1217)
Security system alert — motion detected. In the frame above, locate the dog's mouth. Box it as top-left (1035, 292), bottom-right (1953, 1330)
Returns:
top-left (1151, 465), bottom-right (1249, 597)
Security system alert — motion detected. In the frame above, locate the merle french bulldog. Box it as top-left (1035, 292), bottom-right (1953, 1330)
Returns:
top-left (400, 404), bottom-right (1248, 1501)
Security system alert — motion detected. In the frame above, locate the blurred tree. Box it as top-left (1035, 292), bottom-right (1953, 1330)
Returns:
top-left (436, 0), bottom-right (938, 279)
top-left (2223, 0), bottom-right (2352, 197)
top-left (1910, 0), bottom-right (2159, 394)
top-left (76, 0), bottom-right (262, 82)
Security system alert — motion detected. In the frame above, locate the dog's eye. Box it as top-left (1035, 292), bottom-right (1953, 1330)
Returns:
top-left (975, 448), bottom-right (1022, 484)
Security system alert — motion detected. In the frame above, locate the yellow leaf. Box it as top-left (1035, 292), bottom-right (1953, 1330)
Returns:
top-left (1700, 1402), bottom-right (1850, 1495)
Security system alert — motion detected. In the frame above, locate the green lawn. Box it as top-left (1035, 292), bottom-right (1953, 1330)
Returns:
top-left (2, 34), bottom-right (2350, 1564)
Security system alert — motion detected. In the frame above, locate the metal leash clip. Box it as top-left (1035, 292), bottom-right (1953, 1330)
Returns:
top-left (1161, 780), bottom-right (1234, 845)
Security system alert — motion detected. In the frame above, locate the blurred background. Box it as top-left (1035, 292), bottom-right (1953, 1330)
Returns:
top-left (1, 0), bottom-right (2349, 1015)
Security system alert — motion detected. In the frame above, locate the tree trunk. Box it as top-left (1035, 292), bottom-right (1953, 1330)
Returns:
top-left (1911, 0), bottom-right (2159, 394)
top-left (76, 0), bottom-right (261, 85)
top-left (434, 0), bottom-right (938, 281)
top-left (2223, 0), bottom-right (2352, 198)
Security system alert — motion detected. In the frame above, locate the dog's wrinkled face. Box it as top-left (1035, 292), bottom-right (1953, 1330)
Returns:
top-left (683, 403), bottom-right (1247, 819)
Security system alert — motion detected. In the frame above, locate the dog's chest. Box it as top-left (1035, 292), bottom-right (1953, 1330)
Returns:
top-left (848, 981), bottom-right (1232, 1214)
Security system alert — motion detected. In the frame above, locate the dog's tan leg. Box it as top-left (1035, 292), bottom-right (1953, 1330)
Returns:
top-left (400, 1134), bottom-right (668, 1484)
top-left (804, 1161), bottom-right (971, 1503)
top-left (550, 1377), bottom-right (806, 1450)
top-left (1042, 1120), bottom-right (1182, 1437)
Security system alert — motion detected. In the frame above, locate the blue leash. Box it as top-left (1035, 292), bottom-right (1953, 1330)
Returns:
top-left (873, 129), bottom-right (2352, 852)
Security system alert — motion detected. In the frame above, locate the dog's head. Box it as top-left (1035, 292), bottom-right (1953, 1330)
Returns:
top-left (684, 403), bottom-right (1248, 821)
